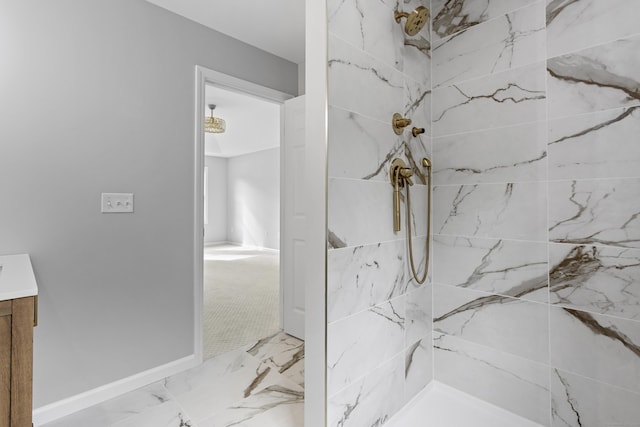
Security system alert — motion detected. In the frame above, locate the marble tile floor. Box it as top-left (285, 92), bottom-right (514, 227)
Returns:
top-left (41, 332), bottom-right (304, 427)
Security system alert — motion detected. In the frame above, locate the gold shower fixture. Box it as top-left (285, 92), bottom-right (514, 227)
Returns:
top-left (389, 156), bottom-right (432, 285)
top-left (392, 113), bottom-right (412, 135)
top-left (412, 127), bottom-right (426, 137)
top-left (205, 104), bottom-right (226, 134)
top-left (394, 6), bottom-right (430, 36)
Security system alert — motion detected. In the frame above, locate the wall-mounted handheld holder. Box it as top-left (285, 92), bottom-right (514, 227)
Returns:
top-left (392, 113), bottom-right (412, 135)
top-left (389, 156), bottom-right (432, 284)
top-left (390, 158), bottom-right (414, 232)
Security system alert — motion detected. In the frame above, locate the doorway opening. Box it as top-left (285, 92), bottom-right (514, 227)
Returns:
top-left (194, 67), bottom-right (307, 397)
top-left (202, 84), bottom-right (283, 358)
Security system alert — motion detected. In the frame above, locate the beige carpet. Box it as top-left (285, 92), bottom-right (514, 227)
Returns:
top-left (203, 244), bottom-right (281, 360)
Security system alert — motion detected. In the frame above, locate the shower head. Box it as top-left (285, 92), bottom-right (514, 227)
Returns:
top-left (394, 6), bottom-right (429, 36)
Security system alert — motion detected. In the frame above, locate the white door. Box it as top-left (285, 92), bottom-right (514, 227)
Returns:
top-left (281, 95), bottom-right (306, 339)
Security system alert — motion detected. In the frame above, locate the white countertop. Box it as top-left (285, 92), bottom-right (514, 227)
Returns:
top-left (0, 254), bottom-right (38, 301)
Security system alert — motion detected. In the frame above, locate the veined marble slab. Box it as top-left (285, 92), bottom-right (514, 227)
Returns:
top-left (327, 297), bottom-right (405, 396)
top-left (550, 306), bottom-right (640, 394)
top-left (327, 239), bottom-right (407, 323)
top-left (433, 284), bottom-right (549, 363)
top-left (433, 61), bottom-right (546, 137)
top-left (551, 368), bottom-right (640, 427)
top-left (327, 354), bottom-right (405, 427)
top-left (328, 0), bottom-right (404, 71)
top-left (433, 181), bottom-right (547, 241)
top-left (404, 336), bottom-right (433, 403)
top-left (328, 34), bottom-right (404, 124)
top-left (434, 235), bottom-right (548, 302)
top-left (546, 0), bottom-right (640, 58)
top-left (163, 347), bottom-right (299, 424)
top-left (550, 243), bottom-right (640, 321)
top-left (328, 106), bottom-right (403, 182)
top-left (431, 0), bottom-right (539, 41)
top-left (328, 178), bottom-right (428, 249)
top-left (548, 106), bottom-right (640, 180)
top-left (433, 121), bottom-right (547, 185)
top-left (198, 385), bottom-right (304, 427)
top-left (434, 332), bottom-right (550, 426)
top-left (433, 1), bottom-right (545, 88)
top-left (548, 34), bottom-right (640, 119)
top-left (246, 333), bottom-right (305, 389)
top-left (405, 281), bottom-right (432, 345)
top-left (549, 178), bottom-right (640, 248)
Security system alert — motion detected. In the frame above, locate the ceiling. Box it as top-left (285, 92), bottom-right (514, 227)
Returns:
top-left (204, 85), bottom-right (281, 158)
top-left (144, 0), bottom-right (305, 64)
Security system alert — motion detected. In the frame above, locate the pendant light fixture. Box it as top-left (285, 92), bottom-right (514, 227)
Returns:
top-left (204, 104), bottom-right (226, 134)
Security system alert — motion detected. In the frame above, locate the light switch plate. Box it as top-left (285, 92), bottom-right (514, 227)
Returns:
top-left (101, 193), bottom-right (134, 213)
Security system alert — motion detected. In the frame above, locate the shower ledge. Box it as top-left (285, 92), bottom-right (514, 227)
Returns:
top-left (385, 381), bottom-right (544, 427)
top-left (0, 254), bottom-right (38, 301)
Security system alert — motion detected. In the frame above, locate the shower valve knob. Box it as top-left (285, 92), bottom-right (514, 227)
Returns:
top-left (392, 113), bottom-right (412, 135)
top-left (412, 127), bottom-right (425, 137)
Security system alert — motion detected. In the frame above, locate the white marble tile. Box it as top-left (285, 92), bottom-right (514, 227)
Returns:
top-left (404, 78), bottom-right (431, 133)
top-left (433, 62), bottom-right (546, 137)
top-left (405, 282), bottom-right (432, 344)
top-left (547, 34), bottom-right (640, 119)
top-left (433, 121), bottom-right (547, 185)
top-left (434, 236), bottom-right (548, 302)
top-left (550, 368), bottom-right (640, 427)
top-left (548, 106), bottom-right (640, 180)
top-left (328, 107), bottom-right (403, 181)
top-left (433, 2), bottom-right (545, 88)
top-left (546, 0), bottom-right (640, 58)
top-left (431, 0), bottom-right (540, 41)
top-left (198, 385), bottom-right (304, 427)
top-left (405, 135), bottom-right (431, 179)
top-left (328, 178), bottom-right (428, 249)
top-left (328, 0), bottom-right (404, 71)
top-left (404, 336), bottom-right (433, 403)
top-left (328, 178), bottom-right (397, 248)
top-left (110, 401), bottom-right (192, 427)
top-left (164, 348), bottom-right (296, 424)
top-left (550, 306), bottom-right (640, 394)
top-left (327, 297), bottom-right (405, 396)
top-left (41, 382), bottom-right (174, 427)
top-left (245, 332), bottom-right (305, 389)
top-left (406, 182), bottom-right (430, 238)
top-left (328, 239), bottom-right (407, 323)
top-left (433, 284), bottom-right (549, 363)
top-left (327, 354), bottom-right (405, 427)
top-left (402, 34), bottom-right (431, 87)
top-left (434, 332), bottom-right (551, 426)
top-left (549, 178), bottom-right (640, 249)
top-left (433, 181), bottom-right (547, 241)
top-left (550, 243), bottom-right (640, 321)
top-left (328, 34), bottom-right (404, 124)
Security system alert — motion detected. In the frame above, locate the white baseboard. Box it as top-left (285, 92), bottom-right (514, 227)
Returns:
top-left (32, 354), bottom-right (199, 426)
top-left (204, 240), bottom-right (232, 247)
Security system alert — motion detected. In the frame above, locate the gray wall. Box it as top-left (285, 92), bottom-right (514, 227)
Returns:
top-left (227, 148), bottom-right (280, 250)
top-left (204, 156), bottom-right (227, 244)
top-left (0, 0), bottom-right (297, 408)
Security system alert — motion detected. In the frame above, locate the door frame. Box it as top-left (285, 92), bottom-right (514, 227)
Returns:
top-left (194, 66), bottom-right (293, 362)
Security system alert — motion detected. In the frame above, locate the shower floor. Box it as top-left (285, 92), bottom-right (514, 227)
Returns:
top-left (385, 382), bottom-right (544, 427)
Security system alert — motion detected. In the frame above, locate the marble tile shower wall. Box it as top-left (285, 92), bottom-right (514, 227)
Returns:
top-left (325, 0), bottom-right (432, 426)
top-left (431, 0), bottom-right (640, 426)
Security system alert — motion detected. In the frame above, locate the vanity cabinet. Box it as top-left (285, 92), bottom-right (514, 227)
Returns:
top-left (0, 296), bottom-right (35, 427)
